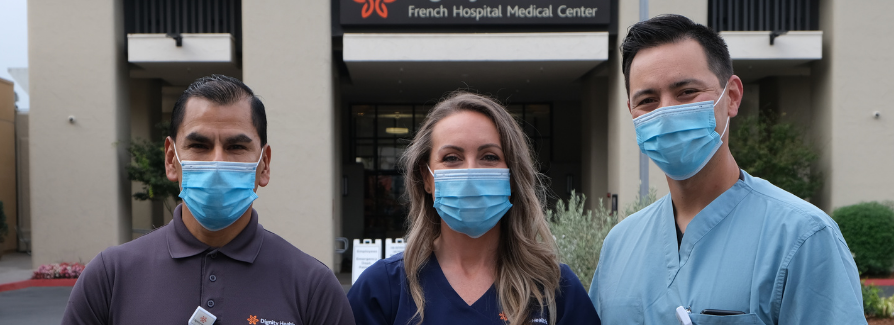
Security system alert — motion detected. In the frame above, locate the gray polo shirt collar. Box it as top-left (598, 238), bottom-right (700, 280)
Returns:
top-left (166, 204), bottom-right (265, 263)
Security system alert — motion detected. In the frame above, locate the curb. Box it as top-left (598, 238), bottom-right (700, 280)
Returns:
top-left (0, 279), bottom-right (78, 293)
top-left (864, 279), bottom-right (894, 286)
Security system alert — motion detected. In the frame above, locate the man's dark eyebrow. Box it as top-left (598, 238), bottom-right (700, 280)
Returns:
top-left (478, 143), bottom-right (502, 152)
top-left (224, 134), bottom-right (254, 144)
top-left (669, 78), bottom-right (705, 89)
top-left (632, 79), bottom-right (709, 101)
top-left (631, 88), bottom-right (658, 101)
top-left (185, 132), bottom-right (212, 144)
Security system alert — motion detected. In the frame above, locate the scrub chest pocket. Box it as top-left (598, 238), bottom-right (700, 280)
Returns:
top-left (689, 313), bottom-right (766, 325)
top-left (600, 297), bottom-right (644, 324)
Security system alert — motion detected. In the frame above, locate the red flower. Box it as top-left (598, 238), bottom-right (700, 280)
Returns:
top-left (354, 0), bottom-right (396, 18)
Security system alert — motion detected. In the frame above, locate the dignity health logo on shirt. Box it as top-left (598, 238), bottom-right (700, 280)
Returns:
top-left (246, 315), bottom-right (296, 325)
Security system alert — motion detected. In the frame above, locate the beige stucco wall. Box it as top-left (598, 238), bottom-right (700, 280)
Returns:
top-left (812, 0), bottom-right (894, 212)
top-left (0, 78), bottom-right (17, 253)
top-left (242, 0), bottom-right (338, 268)
top-left (29, 0), bottom-right (131, 267)
top-left (581, 70), bottom-right (609, 210)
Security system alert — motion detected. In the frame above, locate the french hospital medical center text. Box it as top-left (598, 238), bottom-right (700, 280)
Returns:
top-left (408, 5), bottom-right (599, 20)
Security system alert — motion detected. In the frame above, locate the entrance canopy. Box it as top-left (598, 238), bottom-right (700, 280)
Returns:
top-left (342, 32), bottom-right (608, 102)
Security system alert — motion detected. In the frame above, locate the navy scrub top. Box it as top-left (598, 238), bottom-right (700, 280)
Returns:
top-left (348, 253), bottom-right (599, 325)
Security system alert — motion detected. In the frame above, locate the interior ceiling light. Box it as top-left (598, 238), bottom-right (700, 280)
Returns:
top-left (386, 127), bottom-right (409, 135)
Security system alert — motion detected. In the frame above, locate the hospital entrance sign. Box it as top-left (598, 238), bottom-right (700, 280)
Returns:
top-left (341, 0), bottom-right (611, 26)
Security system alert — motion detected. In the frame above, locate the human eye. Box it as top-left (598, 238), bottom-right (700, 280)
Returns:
top-left (482, 153), bottom-right (501, 162)
top-left (442, 154), bottom-right (461, 163)
top-left (228, 144), bottom-right (248, 151)
top-left (187, 143), bottom-right (209, 150)
top-left (636, 97), bottom-right (658, 107)
top-left (679, 88), bottom-right (700, 98)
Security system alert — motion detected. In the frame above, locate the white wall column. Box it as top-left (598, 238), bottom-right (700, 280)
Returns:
top-left (242, 0), bottom-right (337, 268)
top-left (812, 0), bottom-right (894, 211)
top-left (29, 0), bottom-right (131, 267)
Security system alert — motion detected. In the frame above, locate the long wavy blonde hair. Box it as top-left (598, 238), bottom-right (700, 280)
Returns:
top-left (399, 92), bottom-right (560, 325)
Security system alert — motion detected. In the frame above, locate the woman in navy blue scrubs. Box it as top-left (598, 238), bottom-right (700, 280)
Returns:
top-left (347, 92), bottom-right (600, 325)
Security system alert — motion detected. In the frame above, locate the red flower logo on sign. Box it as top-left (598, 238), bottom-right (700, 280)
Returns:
top-left (200, 316), bottom-right (207, 323)
top-left (354, 0), bottom-right (396, 18)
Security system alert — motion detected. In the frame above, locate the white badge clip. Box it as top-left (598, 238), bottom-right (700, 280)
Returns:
top-left (188, 306), bottom-right (217, 325)
top-left (676, 306), bottom-right (693, 325)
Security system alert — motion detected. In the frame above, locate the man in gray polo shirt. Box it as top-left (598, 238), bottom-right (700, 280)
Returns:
top-left (63, 75), bottom-right (355, 325)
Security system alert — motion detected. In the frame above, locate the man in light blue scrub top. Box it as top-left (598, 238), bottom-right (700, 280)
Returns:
top-left (588, 15), bottom-right (865, 325)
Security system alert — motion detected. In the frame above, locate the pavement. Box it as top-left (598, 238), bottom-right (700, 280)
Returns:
top-left (0, 252), bottom-right (71, 323)
top-left (0, 251), bottom-right (35, 284)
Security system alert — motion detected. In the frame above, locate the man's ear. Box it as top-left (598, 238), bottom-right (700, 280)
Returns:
top-left (726, 75), bottom-right (744, 119)
top-left (164, 137), bottom-right (180, 183)
top-left (257, 145), bottom-right (272, 187)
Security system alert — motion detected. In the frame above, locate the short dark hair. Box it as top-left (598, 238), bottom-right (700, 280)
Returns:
top-left (170, 75), bottom-right (267, 146)
top-left (621, 14), bottom-right (733, 94)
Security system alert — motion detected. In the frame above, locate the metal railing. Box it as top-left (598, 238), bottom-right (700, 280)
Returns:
top-left (125, 0), bottom-right (242, 51)
top-left (709, 0), bottom-right (819, 32)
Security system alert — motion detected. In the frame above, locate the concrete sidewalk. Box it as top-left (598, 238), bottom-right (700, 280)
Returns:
top-left (0, 252), bottom-right (33, 285)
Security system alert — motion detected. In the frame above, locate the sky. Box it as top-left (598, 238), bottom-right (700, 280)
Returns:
top-left (0, 0), bottom-right (29, 111)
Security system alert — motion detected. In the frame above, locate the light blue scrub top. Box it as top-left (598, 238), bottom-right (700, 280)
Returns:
top-left (589, 171), bottom-right (865, 324)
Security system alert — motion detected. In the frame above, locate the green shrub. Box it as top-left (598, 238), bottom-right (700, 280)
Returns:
top-left (548, 189), bottom-right (657, 289)
top-left (730, 115), bottom-right (822, 201)
top-left (863, 281), bottom-right (894, 318)
top-left (833, 202), bottom-right (894, 276)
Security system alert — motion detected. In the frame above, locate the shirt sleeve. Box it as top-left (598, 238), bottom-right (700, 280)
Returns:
top-left (777, 226), bottom-right (866, 325)
top-left (557, 264), bottom-right (601, 325)
top-left (304, 266), bottom-right (357, 325)
top-left (347, 260), bottom-right (395, 325)
top-left (61, 252), bottom-right (111, 325)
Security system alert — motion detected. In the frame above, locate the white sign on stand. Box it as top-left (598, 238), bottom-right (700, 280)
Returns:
top-left (385, 238), bottom-right (407, 259)
top-left (352, 239), bottom-right (382, 284)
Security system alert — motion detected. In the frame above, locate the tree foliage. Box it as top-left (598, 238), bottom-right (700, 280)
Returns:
top-left (730, 115), bottom-right (822, 200)
top-left (126, 123), bottom-right (180, 214)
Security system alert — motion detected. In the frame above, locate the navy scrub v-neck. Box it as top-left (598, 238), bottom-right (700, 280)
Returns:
top-left (348, 253), bottom-right (599, 325)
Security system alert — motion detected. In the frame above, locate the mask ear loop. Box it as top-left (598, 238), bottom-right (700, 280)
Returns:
top-left (255, 145), bottom-right (267, 167)
top-left (170, 139), bottom-right (184, 191)
top-left (171, 138), bottom-right (183, 165)
top-left (714, 81), bottom-right (732, 139)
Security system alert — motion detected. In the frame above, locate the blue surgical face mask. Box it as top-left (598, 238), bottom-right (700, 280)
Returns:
top-left (633, 82), bottom-right (730, 180)
top-left (428, 166), bottom-right (513, 238)
top-left (173, 143), bottom-right (265, 231)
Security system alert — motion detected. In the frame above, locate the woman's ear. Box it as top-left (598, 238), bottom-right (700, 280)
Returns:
top-left (421, 165), bottom-right (433, 194)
